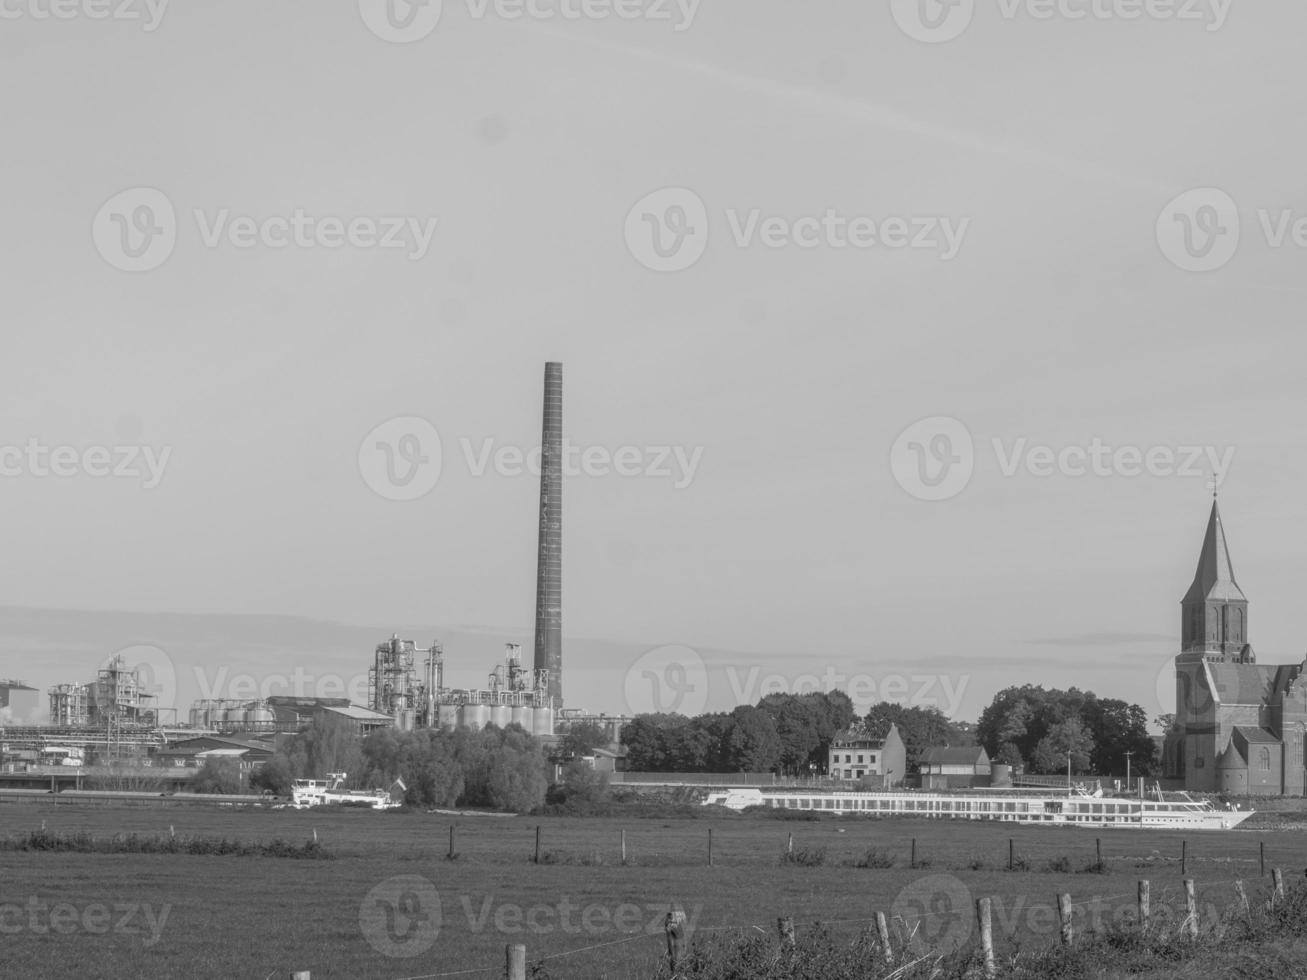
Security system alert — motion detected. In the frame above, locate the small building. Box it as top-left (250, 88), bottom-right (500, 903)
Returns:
top-left (918, 746), bottom-right (992, 789)
top-left (1217, 726), bottom-right (1285, 796)
top-left (828, 722), bottom-right (906, 785)
top-left (153, 736), bottom-right (275, 773)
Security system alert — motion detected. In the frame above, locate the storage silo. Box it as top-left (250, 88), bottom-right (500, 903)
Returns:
top-left (437, 703), bottom-right (459, 731)
top-left (462, 704), bottom-right (490, 730)
top-left (510, 705), bottom-right (531, 730)
top-left (531, 705), bottom-right (554, 737)
top-left (490, 704), bottom-right (511, 728)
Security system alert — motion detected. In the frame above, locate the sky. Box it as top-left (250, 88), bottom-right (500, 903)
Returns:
top-left (2, 1), bottom-right (1306, 730)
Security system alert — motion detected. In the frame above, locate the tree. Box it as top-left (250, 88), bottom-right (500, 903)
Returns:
top-left (723, 705), bottom-right (782, 772)
top-left (191, 758), bottom-right (243, 794)
top-left (557, 722), bottom-right (611, 760)
top-left (1031, 718), bottom-right (1095, 775)
top-left (250, 755), bottom-right (294, 795)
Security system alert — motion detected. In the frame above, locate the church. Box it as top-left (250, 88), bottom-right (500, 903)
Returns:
top-left (1163, 500), bottom-right (1307, 795)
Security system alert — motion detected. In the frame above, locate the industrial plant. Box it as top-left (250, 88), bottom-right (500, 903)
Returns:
top-left (0, 363), bottom-right (629, 788)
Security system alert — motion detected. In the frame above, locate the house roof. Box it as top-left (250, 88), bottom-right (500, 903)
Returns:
top-left (832, 721), bottom-right (898, 746)
top-left (919, 746), bottom-right (990, 766)
top-left (1183, 500), bottom-right (1247, 604)
top-left (319, 704), bottom-right (394, 722)
top-left (1217, 742), bottom-right (1245, 768)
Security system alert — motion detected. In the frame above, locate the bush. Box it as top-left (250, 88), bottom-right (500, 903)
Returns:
top-left (847, 847), bottom-right (895, 869)
top-left (779, 846), bottom-right (827, 867)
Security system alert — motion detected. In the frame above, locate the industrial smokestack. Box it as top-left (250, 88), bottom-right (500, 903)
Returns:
top-left (533, 362), bottom-right (563, 706)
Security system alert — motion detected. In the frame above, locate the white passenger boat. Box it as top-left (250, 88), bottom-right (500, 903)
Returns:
top-left (703, 785), bottom-right (1253, 830)
top-left (290, 772), bottom-right (402, 811)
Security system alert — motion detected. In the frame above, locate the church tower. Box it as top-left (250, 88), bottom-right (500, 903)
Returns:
top-left (1179, 498), bottom-right (1250, 663)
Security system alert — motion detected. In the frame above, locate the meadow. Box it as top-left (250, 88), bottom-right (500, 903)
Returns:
top-left (1, 799), bottom-right (1304, 979)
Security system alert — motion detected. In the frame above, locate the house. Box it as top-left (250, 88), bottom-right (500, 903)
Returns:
top-left (1163, 500), bottom-right (1307, 796)
top-left (918, 746), bottom-right (991, 789)
top-left (828, 722), bottom-right (906, 785)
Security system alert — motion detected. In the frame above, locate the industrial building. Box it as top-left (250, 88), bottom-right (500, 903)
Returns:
top-left (0, 679), bottom-right (40, 724)
top-left (46, 655), bottom-right (158, 727)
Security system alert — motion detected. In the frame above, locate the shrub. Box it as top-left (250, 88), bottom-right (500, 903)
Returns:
top-left (779, 846), bottom-right (827, 867)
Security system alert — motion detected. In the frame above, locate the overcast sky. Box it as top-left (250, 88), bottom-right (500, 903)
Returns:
top-left (2, 2), bottom-right (1305, 727)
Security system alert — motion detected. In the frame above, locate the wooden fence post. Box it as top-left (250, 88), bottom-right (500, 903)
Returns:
top-left (1183, 879), bottom-right (1198, 940)
top-left (976, 898), bottom-right (996, 979)
top-left (1009, 838), bottom-right (1014, 871)
top-left (1096, 838), bottom-right (1103, 868)
top-left (448, 825), bottom-right (455, 860)
top-left (1235, 880), bottom-right (1250, 920)
top-left (910, 838), bottom-right (917, 869)
top-left (1181, 840), bottom-right (1187, 876)
top-left (777, 916), bottom-right (795, 951)
top-left (621, 830), bottom-right (627, 865)
top-left (506, 943), bottom-right (526, 980)
top-left (534, 826), bottom-right (541, 865)
top-left (1057, 893), bottom-right (1073, 946)
top-left (665, 906), bottom-right (687, 973)
top-left (787, 832), bottom-right (793, 856)
top-left (875, 911), bottom-right (894, 966)
top-left (708, 828), bottom-right (713, 867)
top-left (1138, 880), bottom-right (1150, 933)
top-left (1273, 868), bottom-right (1286, 905)
top-left (1260, 841), bottom-right (1265, 877)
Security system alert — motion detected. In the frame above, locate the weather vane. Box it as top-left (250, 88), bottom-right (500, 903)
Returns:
top-left (1206, 477), bottom-right (1219, 500)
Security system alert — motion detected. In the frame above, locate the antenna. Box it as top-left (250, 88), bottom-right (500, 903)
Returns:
top-left (1206, 476), bottom-right (1219, 500)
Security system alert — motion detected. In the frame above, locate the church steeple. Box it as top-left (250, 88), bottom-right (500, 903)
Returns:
top-left (1181, 498), bottom-right (1249, 660)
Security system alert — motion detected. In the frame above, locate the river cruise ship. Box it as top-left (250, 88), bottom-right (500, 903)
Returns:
top-left (703, 786), bottom-right (1253, 830)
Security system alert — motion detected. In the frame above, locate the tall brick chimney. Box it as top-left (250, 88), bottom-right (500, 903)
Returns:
top-left (533, 362), bottom-right (563, 706)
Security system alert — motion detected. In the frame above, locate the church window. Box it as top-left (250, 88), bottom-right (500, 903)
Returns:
top-left (1260, 748), bottom-right (1271, 771)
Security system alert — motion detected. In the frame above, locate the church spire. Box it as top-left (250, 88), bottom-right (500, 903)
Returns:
top-left (1181, 499), bottom-right (1249, 658)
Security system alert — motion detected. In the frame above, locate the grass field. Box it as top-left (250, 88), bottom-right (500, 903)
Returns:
top-left (1, 799), bottom-right (1304, 979)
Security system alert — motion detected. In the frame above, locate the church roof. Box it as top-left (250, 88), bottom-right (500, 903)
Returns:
top-left (1183, 500), bottom-right (1247, 604)
top-left (1217, 742), bottom-right (1245, 768)
top-left (1206, 662), bottom-right (1303, 706)
top-left (1233, 725), bottom-right (1281, 744)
